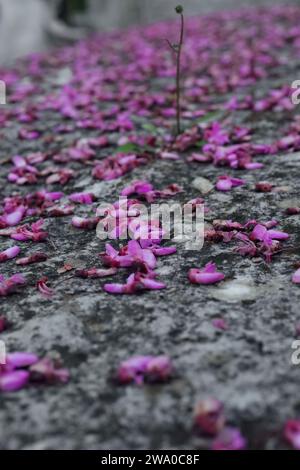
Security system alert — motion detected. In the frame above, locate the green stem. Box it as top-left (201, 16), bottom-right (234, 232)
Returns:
top-left (176, 13), bottom-right (184, 135)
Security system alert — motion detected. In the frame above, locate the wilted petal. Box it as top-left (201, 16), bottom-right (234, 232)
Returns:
top-left (16, 253), bottom-right (47, 265)
top-left (37, 277), bottom-right (53, 299)
top-left (194, 398), bottom-right (225, 436)
top-left (286, 207), bottom-right (300, 215)
top-left (75, 267), bottom-right (117, 278)
top-left (255, 181), bottom-right (273, 192)
top-left (29, 358), bottom-right (69, 384)
top-left (145, 356), bottom-right (172, 382)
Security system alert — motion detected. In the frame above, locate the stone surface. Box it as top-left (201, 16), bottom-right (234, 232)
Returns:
top-left (0, 5), bottom-right (300, 451)
top-left (1, 150), bottom-right (300, 449)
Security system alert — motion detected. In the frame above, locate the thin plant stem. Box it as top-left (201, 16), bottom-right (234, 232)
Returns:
top-left (176, 12), bottom-right (184, 135)
top-left (166, 6), bottom-right (185, 135)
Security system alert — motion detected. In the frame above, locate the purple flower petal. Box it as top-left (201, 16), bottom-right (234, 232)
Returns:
top-left (0, 246), bottom-right (20, 262)
top-left (267, 229), bottom-right (289, 240)
top-left (284, 420), bottom-right (300, 450)
top-left (69, 192), bottom-right (96, 205)
top-left (0, 371), bottom-right (29, 392)
top-left (189, 262), bottom-right (225, 285)
top-left (212, 318), bottom-right (229, 330)
top-left (194, 398), bottom-right (225, 436)
top-left (292, 268), bottom-right (300, 284)
top-left (211, 427), bottom-right (247, 450)
top-left (6, 352), bottom-right (39, 369)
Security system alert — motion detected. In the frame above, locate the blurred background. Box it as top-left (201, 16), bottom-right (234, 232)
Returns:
top-left (0, 0), bottom-right (297, 65)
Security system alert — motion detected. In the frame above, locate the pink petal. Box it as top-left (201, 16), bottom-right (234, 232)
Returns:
top-left (105, 243), bottom-right (119, 258)
top-left (284, 420), bottom-right (300, 450)
top-left (189, 270), bottom-right (225, 284)
top-left (75, 267), bottom-right (117, 278)
top-left (203, 262), bottom-right (218, 273)
top-left (10, 273), bottom-right (26, 285)
top-left (12, 155), bottom-right (26, 168)
top-left (189, 263), bottom-right (225, 285)
top-left (292, 268), bottom-right (300, 284)
top-left (0, 246), bottom-right (20, 262)
top-left (71, 216), bottom-right (99, 229)
top-left (29, 358), bottom-right (69, 384)
top-left (6, 352), bottom-right (39, 369)
top-left (0, 371), bottom-right (29, 392)
top-left (69, 192), bottom-right (95, 204)
top-left (267, 229), bottom-right (289, 240)
top-left (194, 398), bottom-right (225, 436)
top-left (145, 356), bottom-right (172, 382)
top-left (160, 151), bottom-right (180, 160)
top-left (216, 177), bottom-right (233, 192)
top-left (244, 162), bottom-right (264, 170)
top-left (5, 206), bottom-right (26, 226)
top-left (250, 224), bottom-right (268, 241)
top-left (104, 283), bottom-right (126, 294)
top-left (152, 246), bottom-right (177, 256)
top-left (127, 240), bottom-right (142, 257)
top-left (141, 249), bottom-right (157, 269)
top-left (211, 427), bottom-right (247, 450)
top-left (140, 277), bottom-right (166, 290)
top-left (212, 318), bottom-right (228, 330)
top-left (117, 356), bottom-right (152, 384)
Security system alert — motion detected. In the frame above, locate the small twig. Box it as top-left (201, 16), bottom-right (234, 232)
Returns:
top-left (166, 5), bottom-right (185, 136)
top-left (165, 38), bottom-right (176, 53)
top-left (175, 6), bottom-right (184, 135)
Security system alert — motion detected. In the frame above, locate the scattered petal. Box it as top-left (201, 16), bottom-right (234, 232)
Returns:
top-left (189, 262), bottom-right (225, 285)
